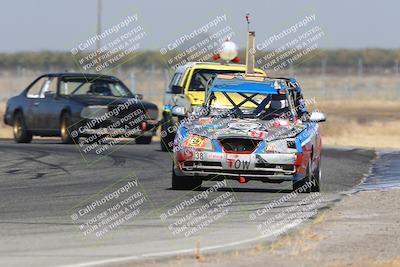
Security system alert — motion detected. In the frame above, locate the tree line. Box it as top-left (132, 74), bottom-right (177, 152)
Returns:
top-left (0, 49), bottom-right (399, 72)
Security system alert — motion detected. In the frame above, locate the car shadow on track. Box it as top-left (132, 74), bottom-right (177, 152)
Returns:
top-left (167, 187), bottom-right (293, 193)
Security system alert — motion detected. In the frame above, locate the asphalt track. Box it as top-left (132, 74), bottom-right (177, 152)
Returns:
top-left (0, 140), bottom-right (375, 267)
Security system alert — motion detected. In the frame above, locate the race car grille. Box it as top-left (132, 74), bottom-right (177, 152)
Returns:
top-left (220, 138), bottom-right (261, 153)
top-left (255, 163), bottom-right (294, 171)
top-left (183, 161), bottom-right (222, 168)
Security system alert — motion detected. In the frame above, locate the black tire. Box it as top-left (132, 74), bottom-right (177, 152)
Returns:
top-left (161, 132), bottom-right (175, 152)
top-left (160, 115), bottom-right (175, 152)
top-left (172, 164), bottom-right (202, 190)
top-left (60, 112), bottom-right (78, 144)
top-left (135, 136), bottom-right (152, 144)
top-left (311, 160), bottom-right (321, 192)
top-left (293, 159), bottom-right (313, 193)
top-left (13, 112), bottom-right (32, 143)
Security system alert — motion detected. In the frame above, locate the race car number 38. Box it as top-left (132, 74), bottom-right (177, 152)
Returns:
top-left (194, 151), bottom-right (204, 160)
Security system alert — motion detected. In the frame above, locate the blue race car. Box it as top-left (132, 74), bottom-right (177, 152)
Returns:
top-left (171, 74), bottom-right (326, 192)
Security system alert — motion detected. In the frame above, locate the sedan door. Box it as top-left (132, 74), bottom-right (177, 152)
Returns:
top-left (34, 77), bottom-right (62, 131)
top-left (24, 76), bottom-right (48, 130)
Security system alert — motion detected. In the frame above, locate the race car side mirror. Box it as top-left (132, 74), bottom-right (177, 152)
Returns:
top-left (309, 112), bottom-right (326, 122)
top-left (171, 85), bottom-right (184, 94)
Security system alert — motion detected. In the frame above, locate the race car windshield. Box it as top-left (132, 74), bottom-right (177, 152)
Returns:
top-left (59, 78), bottom-right (135, 97)
top-left (188, 69), bottom-right (246, 91)
top-left (208, 91), bottom-right (292, 120)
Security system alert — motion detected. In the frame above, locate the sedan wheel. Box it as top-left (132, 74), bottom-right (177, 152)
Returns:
top-left (60, 113), bottom-right (77, 144)
top-left (13, 112), bottom-right (32, 143)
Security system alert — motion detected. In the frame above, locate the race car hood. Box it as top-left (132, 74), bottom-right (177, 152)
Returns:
top-left (183, 117), bottom-right (305, 141)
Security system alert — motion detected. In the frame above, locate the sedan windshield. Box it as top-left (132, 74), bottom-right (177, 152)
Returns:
top-left (59, 78), bottom-right (134, 97)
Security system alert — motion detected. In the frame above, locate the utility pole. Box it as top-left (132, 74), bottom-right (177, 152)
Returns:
top-left (321, 59), bottom-right (326, 95)
top-left (358, 58), bottom-right (363, 78)
top-left (321, 58), bottom-right (327, 77)
top-left (96, 0), bottom-right (102, 52)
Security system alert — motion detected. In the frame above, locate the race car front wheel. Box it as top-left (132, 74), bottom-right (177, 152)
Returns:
top-left (312, 160), bottom-right (321, 192)
top-left (293, 158), bottom-right (320, 193)
top-left (13, 112), bottom-right (32, 143)
top-left (172, 164), bottom-right (202, 190)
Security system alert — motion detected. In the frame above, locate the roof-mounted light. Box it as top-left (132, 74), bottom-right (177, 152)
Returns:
top-left (212, 40), bottom-right (240, 63)
top-left (220, 40), bottom-right (238, 61)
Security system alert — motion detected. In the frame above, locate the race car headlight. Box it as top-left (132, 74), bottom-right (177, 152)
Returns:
top-left (183, 134), bottom-right (213, 151)
top-left (264, 140), bottom-right (289, 153)
top-left (81, 105), bottom-right (109, 119)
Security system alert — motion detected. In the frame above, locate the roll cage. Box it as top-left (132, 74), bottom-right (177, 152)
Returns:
top-left (204, 76), bottom-right (300, 120)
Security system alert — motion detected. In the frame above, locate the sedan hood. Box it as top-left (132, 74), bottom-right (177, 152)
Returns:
top-left (184, 117), bottom-right (305, 141)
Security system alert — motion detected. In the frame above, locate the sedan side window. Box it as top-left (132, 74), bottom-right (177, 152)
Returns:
top-left (167, 73), bottom-right (182, 93)
top-left (27, 77), bottom-right (47, 98)
top-left (39, 77), bottom-right (57, 98)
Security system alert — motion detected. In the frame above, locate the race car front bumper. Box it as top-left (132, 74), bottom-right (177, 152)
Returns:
top-left (174, 149), bottom-right (303, 182)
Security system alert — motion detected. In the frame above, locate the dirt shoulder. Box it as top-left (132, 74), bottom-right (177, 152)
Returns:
top-left (128, 189), bottom-right (400, 267)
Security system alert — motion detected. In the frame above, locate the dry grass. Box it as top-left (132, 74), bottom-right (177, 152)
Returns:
top-left (312, 100), bottom-right (400, 149)
top-left (300, 74), bottom-right (400, 102)
top-left (265, 229), bottom-right (320, 257)
top-left (326, 257), bottom-right (400, 267)
top-left (0, 101), bottom-right (12, 138)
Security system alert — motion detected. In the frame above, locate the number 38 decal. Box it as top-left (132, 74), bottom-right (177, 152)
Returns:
top-left (194, 151), bottom-right (204, 160)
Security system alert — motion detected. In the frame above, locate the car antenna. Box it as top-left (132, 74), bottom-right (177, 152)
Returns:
top-left (245, 12), bottom-right (250, 32)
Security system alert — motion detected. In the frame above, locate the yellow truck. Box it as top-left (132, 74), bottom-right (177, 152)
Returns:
top-left (160, 61), bottom-right (265, 151)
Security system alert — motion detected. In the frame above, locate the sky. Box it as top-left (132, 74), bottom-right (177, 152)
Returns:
top-left (0, 0), bottom-right (398, 52)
